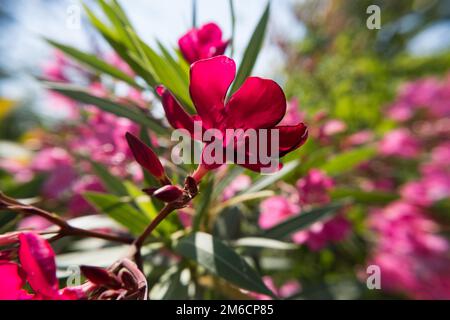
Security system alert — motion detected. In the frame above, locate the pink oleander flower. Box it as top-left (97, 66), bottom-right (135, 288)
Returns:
top-left (368, 201), bottom-right (450, 299)
top-left (31, 147), bottom-right (77, 198)
top-left (319, 119), bottom-right (347, 137)
top-left (178, 22), bottom-right (229, 64)
top-left (18, 216), bottom-right (52, 231)
top-left (387, 74), bottom-right (450, 121)
top-left (279, 98), bottom-right (305, 126)
top-left (292, 216), bottom-right (351, 251)
top-left (41, 50), bottom-right (70, 82)
top-left (401, 172), bottom-right (450, 207)
top-left (258, 196), bottom-right (300, 229)
top-left (0, 232), bottom-right (85, 300)
top-left (0, 158), bottom-right (33, 183)
top-left (259, 170), bottom-right (351, 250)
top-left (70, 101), bottom-right (139, 178)
top-left (249, 276), bottom-right (301, 300)
top-left (378, 128), bottom-right (421, 159)
top-left (297, 169), bottom-right (334, 205)
top-left (68, 176), bottom-right (105, 215)
top-left (222, 175), bottom-right (252, 201)
top-left (158, 55), bottom-right (308, 180)
top-left (343, 130), bottom-right (374, 148)
top-left (421, 142), bottom-right (450, 177)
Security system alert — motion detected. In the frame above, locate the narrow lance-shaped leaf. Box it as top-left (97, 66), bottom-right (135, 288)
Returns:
top-left (174, 232), bottom-right (275, 297)
top-left (193, 177), bottom-right (214, 232)
top-left (320, 146), bottom-right (376, 176)
top-left (263, 200), bottom-right (350, 239)
top-left (83, 3), bottom-right (158, 88)
top-left (330, 188), bottom-right (398, 205)
top-left (88, 160), bottom-right (128, 196)
top-left (84, 192), bottom-right (150, 235)
top-left (42, 81), bottom-right (165, 134)
top-left (229, 2), bottom-right (270, 95)
top-left (240, 160), bottom-right (299, 195)
top-left (45, 39), bottom-right (141, 89)
top-left (229, 0), bottom-right (236, 57)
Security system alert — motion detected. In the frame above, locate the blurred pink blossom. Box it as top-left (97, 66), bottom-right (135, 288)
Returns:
top-left (258, 196), bottom-right (300, 229)
top-left (343, 130), bottom-right (374, 148)
top-left (31, 147), bottom-right (77, 198)
top-left (222, 175), bottom-right (251, 201)
top-left (378, 128), bottom-right (421, 158)
top-left (320, 119), bottom-right (347, 137)
top-left (368, 201), bottom-right (450, 299)
top-left (259, 170), bottom-right (351, 250)
top-left (18, 216), bottom-right (52, 231)
top-left (68, 176), bottom-right (104, 215)
top-left (41, 50), bottom-right (69, 82)
top-left (387, 75), bottom-right (450, 121)
top-left (279, 98), bottom-right (304, 126)
top-left (297, 169), bottom-right (334, 205)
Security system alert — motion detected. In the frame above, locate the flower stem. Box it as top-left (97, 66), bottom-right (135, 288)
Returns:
top-left (0, 192), bottom-right (133, 244)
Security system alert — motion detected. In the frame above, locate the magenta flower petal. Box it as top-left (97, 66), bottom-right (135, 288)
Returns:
top-left (178, 30), bottom-right (200, 65)
top-left (18, 232), bottom-right (58, 298)
top-left (0, 262), bottom-right (31, 300)
top-left (125, 132), bottom-right (169, 184)
top-left (276, 123), bottom-right (309, 156)
top-left (158, 86), bottom-right (196, 134)
top-left (189, 55), bottom-right (236, 129)
top-left (197, 22), bottom-right (223, 43)
top-left (225, 77), bottom-right (287, 130)
top-left (179, 22), bottom-right (229, 64)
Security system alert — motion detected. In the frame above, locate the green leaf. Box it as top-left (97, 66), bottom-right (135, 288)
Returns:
top-left (229, 0), bottom-right (236, 57)
top-left (320, 146), bottom-right (376, 175)
top-left (89, 160), bottom-right (128, 195)
top-left (5, 174), bottom-right (46, 198)
top-left (193, 176), bottom-right (214, 231)
top-left (84, 192), bottom-right (150, 235)
top-left (241, 160), bottom-right (299, 194)
top-left (83, 4), bottom-right (158, 88)
top-left (173, 232), bottom-right (275, 297)
top-left (110, 0), bottom-right (133, 27)
top-left (229, 2), bottom-right (270, 95)
top-left (331, 188), bottom-right (398, 205)
top-left (150, 266), bottom-right (189, 300)
top-left (156, 40), bottom-right (189, 86)
top-left (134, 34), bottom-right (194, 111)
top-left (45, 39), bottom-right (140, 88)
top-left (42, 81), bottom-right (166, 134)
top-left (97, 0), bottom-right (134, 48)
top-left (124, 181), bottom-right (157, 220)
top-left (232, 237), bottom-right (298, 250)
top-left (263, 200), bottom-right (350, 239)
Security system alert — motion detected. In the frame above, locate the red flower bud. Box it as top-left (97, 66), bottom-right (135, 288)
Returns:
top-left (125, 132), bottom-right (171, 185)
top-left (80, 265), bottom-right (122, 289)
top-left (152, 185), bottom-right (183, 203)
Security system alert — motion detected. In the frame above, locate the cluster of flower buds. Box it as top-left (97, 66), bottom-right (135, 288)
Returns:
top-left (80, 259), bottom-right (147, 300)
